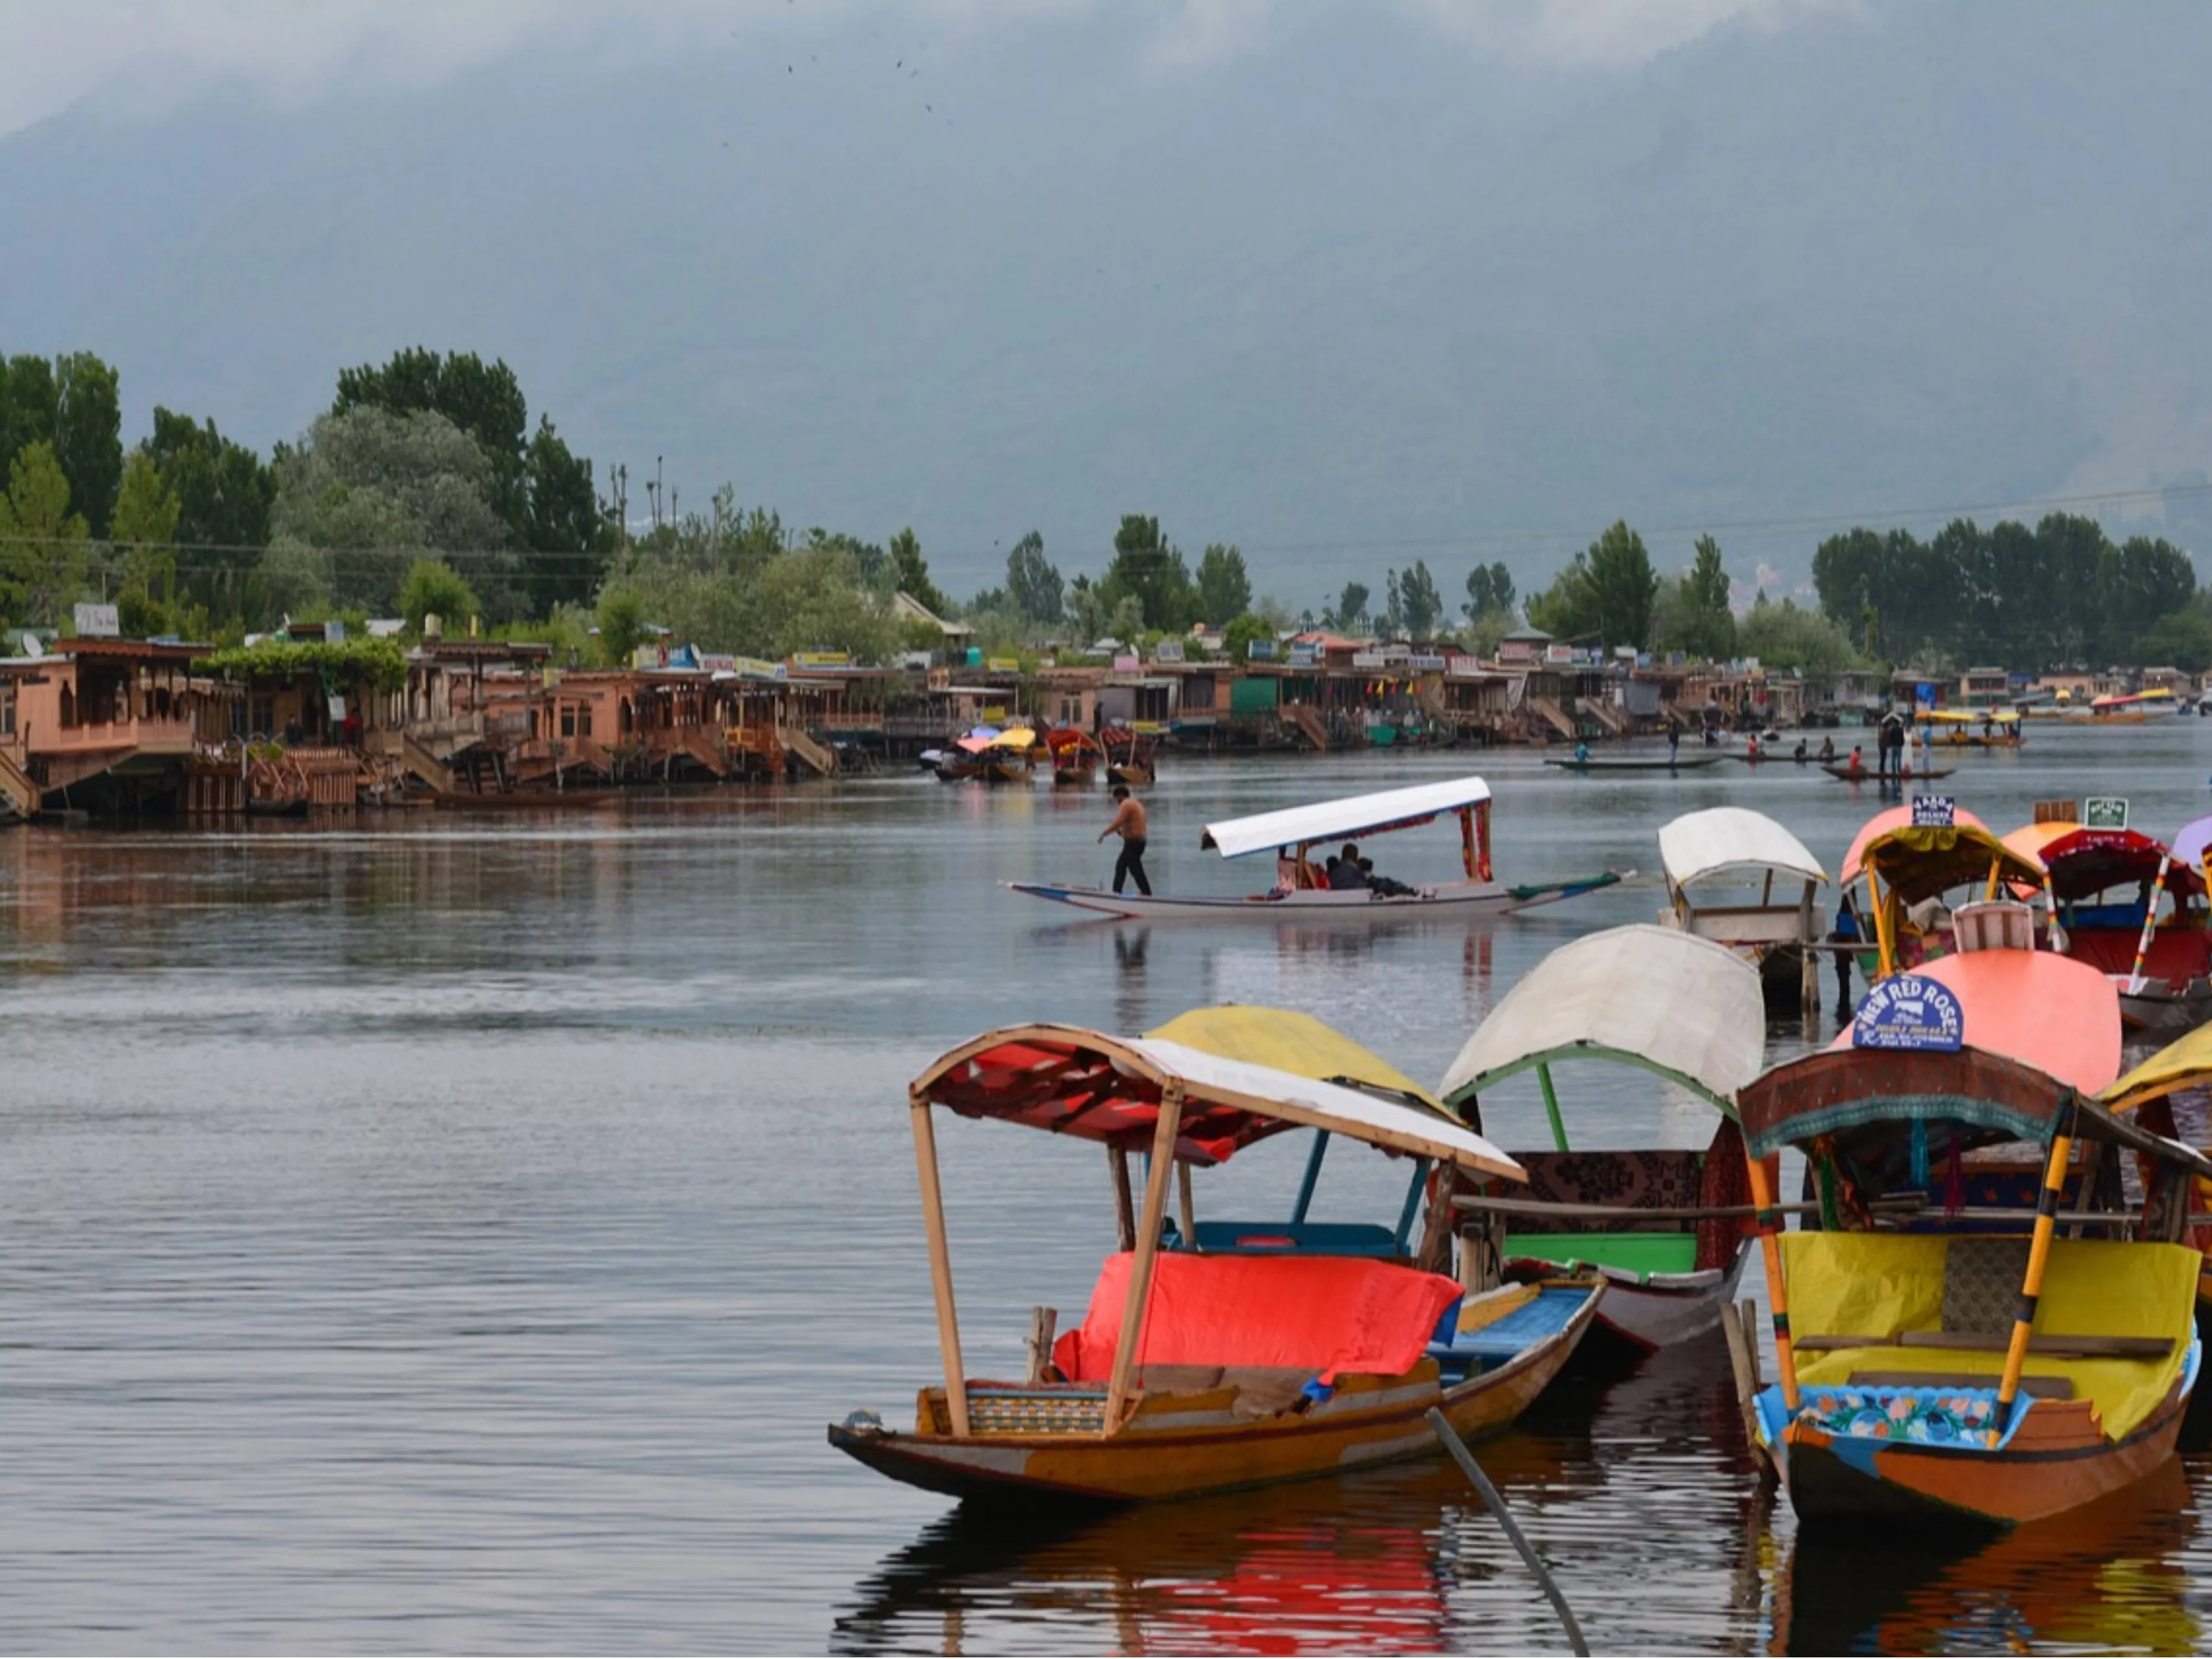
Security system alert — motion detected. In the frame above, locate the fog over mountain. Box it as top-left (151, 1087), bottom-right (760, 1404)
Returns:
top-left (5, 0), bottom-right (2211, 607)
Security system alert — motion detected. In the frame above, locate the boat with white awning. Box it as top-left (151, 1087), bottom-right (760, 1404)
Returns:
top-left (1657, 806), bottom-right (1828, 1010)
top-left (1007, 776), bottom-right (1622, 920)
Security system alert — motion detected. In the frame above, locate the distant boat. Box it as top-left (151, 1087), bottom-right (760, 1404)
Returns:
top-left (1544, 752), bottom-right (1725, 772)
top-left (1822, 762), bottom-right (1955, 782)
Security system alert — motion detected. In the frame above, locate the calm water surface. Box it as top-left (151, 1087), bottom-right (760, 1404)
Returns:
top-left (5, 723), bottom-right (2212, 1653)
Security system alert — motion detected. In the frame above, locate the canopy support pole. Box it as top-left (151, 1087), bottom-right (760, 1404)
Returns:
top-left (1291, 1130), bottom-right (1331, 1223)
top-left (1110, 1146), bottom-right (1135, 1252)
top-left (1868, 865), bottom-right (1896, 978)
top-left (2000, 1117), bottom-right (2073, 1414)
top-left (1393, 1157), bottom-right (1432, 1253)
top-left (910, 1089), bottom-right (970, 1438)
top-left (1105, 1085), bottom-right (1184, 1433)
top-left (1537, 1064), bottom-right (1570, 1154)
top-left (1176, 1161), bottom-right (1196, 1245)
top-left (1744, 1150), bottom-right (1799, 1410)
top-left (2126, 855), bottom-right (2172, 997)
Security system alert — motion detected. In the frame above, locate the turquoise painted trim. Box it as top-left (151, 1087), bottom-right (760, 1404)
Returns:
top-left (1743, 1094), bottom-right (2049, 1160)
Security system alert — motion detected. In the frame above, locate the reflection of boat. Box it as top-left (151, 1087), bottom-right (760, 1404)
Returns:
top-left (430, 788), bottom-right (618, 810)
top-left (1657, 806), bottom-right (1827, 1012)
top-left (1007, 777), bottom-right (1622, 920)
top-left (829, 1019), bottom-right (1603, 1505)
top-left (1542, 752), bottom-right (1725, 772)
top-left (1822, 762), bottom-right (1957, 780)
top-left (2005, 821), bottom-right (2211, 1032)
top-left (1769, 1458), bottom-right (2197, 1655)
top-left (1738, 953), bottom-right (2209, 1531)
top-left (1440, 926), bottom-right (1767, 1364)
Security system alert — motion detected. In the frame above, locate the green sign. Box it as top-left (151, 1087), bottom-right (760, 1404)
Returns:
top-left (2084, 796), bottom-right (2129, 830)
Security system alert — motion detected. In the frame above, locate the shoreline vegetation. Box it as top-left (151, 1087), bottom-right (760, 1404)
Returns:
top-left (0, 346), bottom-right (2208, 684)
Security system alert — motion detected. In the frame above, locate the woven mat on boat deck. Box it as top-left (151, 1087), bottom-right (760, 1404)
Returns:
top-left (1942, 1236), bottom-right (2032, 1334)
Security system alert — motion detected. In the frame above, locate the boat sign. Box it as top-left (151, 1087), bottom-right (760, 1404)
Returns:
top-left (1854, 973), bottom-right (1965, 1052)
top-left (2085, 796), bottom-right (2129, 830)
top-left (1911, 795), bottom-right (1956, 828)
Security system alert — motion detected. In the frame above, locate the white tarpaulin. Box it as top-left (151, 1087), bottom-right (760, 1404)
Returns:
top-left (1659, 806), bottom-right (1828, 892)
top-left (1439, 924), bottom-right (1767, 1109)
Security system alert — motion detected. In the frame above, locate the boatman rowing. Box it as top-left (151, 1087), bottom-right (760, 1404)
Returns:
top-left (1099, 785), bottom-right (1152, 896)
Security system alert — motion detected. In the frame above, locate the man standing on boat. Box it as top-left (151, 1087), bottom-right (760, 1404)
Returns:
top-left (1100, 785), bottom-right (1151, 896)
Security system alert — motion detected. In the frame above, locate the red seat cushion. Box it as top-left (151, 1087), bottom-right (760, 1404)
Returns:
top-left (1051, 1251), bottom-right (1463, 1384)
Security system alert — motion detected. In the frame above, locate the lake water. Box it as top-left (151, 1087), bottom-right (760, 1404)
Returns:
top-left (5, 720), bottom-right (2212, 1653)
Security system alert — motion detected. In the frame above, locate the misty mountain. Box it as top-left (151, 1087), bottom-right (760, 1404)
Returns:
top-left (4, 1), bottom-right (2210, 606)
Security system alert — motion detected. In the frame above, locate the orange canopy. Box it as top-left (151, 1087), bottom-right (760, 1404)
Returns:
top-left (1841, 804), bottom-right (1990, 885)
top-left (1830, 948), bottom-right (2121, 1095)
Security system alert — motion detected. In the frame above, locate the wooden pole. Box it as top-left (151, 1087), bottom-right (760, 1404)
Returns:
top-left (1999, 1124), bottom-right (2073, 1412)
top-left (1176, 1160), bottom-right (1196, 1245)
top-left (1745, 1150), bottom-right (1799, 1410)
top-left (1104, 1086), bottom-right (1184, 1432)
top-left (1110, 1146), bottom-right (1135, 1252)
top-left (910, 1091), bottom-right (970, 1438)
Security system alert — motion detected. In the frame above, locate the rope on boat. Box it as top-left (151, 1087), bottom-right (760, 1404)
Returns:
top-left (1425, 1406), bottom-right (1590, 1657)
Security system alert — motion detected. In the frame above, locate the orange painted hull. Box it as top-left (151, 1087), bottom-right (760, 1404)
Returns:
top-left (1782, 1380), bottom-right (2189, 1531)
top-left (830, 1282), bottom-right (1602, 1506)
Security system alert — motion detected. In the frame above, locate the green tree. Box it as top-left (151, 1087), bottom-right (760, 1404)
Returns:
top-left (110, 450), bottom-right (182, 634)
top-left (1463, 561), bottom-right (1515, 621)
top-left (1194, 542), bottom-right (1252, 627)
top-left (885, 526), bottom-right (949, 617)
top-left (0, 441), bottom-right (91, 627)
top-left (0, 354), bottom-right (58, 468)
top-left (335, 347), bottom-right (530, 532)
top-left (1005, 531), bottom-right (1062, 624)
top-left (1392, 559), bottom-right (1445, 638)
top-left (1525, 553), bottom-right (1598, 642)
top-left (1222, 612), bottom-right (1273, 664)
top-left (2133, 605), bottom-right (2212, 673)
top-left (1333, 580), bottom-right (1370, 631)
top-left (1098, 514), bottom-right (1195, 631)
top-left (1656, 533), bottom-right (1736, 660)
top-left (143, 408), bottom-right (276, 625)
top-left (1065, 572), bottom-right (1108, 645)
top-left (595, 586), bottom-right (649, 666)
top-left (1582, 520), bottom-right (1659, 651)
top-left (522, 415), bottom-right (606, 613)
top-left (397, 557), bottom-right (482, 633)
top-left (1740, 594), bottom-right (1859, 679)
top-left (52, 352), bottom-right (122, 539)
top-left (2099, 535), bottom-right (2198, 662)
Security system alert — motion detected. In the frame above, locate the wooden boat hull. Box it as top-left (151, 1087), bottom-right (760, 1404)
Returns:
top-left (1778, 1379), bottom-right (2190, 1533)
top-left (1106, 764), bottom-right (1154, 787)
top-left (1543, 754), bottom-right (1724, 772)
top-left (828, 1281), bottom-right (1602, 1507)
top-left (1004, 870), bottom-right (1620, 921)
top-left (2116, 980), bottom-right (2212, 1034)
top-left (1589, 1246), bottom-right (1748, 1354)
top-left (1822, 763), bottom-right (1957, 781)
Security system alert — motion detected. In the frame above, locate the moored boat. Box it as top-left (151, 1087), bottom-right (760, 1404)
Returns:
top-left (828, 1019), bottom-right (1604, 1505)
top-left (1736, 958), bottom-right (2207, 1531)
top-left (1045, 726), bottom-right (1102, 786)
top-left (1823, 762), bottom-right (1957, 781)
top-left (1843, 807), bottom-right (2044, 980)
top-left (1007, 776), bottom-right (1622, 920)
top-left (1100, 726), bottom-right (1156, 787)
top-left (1657, 806), bottom-right (1828, 1011)
top-left (1438, 925), bottom-right (1769, 1364)
top-left (2002, 818), bottom-right (2211, 1032)
top-left (1918, 708), bottom-right (2025, 748)
top-left (1542, 752), bottom-right (1726, 772)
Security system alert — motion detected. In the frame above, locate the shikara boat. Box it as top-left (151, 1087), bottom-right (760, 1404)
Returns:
top-left (1438, 925), bottom-right (1769, 1363)
top-left (1736, 953), bottom-right (2209, 1531)
top-left (1918, 708), bottom-right (2025, 748)
top-left (1823, 761), bottom-right (1957, 781)
top-left (1657, 806), bottom-right (1828, 1011)
top-left (1100, 727), bottom-right (1156, 787)
top-left (979, 726), bottom-right (1040, 784)
top-left (1845, 811), bottom-right (2046, 979)
top-left (1045, 726), bottom-right (1101, 786)
top-left (2002, 821), bottom-right (2210, 1031)
top-left (1541, 752), bottom-right (1725, 772)
top-left (1007, 776), bottom-right (1622, 920)
top-left (828, 1019), bottom-right (1603, 1505)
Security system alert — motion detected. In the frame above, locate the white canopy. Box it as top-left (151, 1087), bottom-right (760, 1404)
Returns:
top-left (915, 1021), bottom-right (1524, 1179)
top-left (1200, 777), bottom-right (1491, 862)
top-left (1658, 806), bottom-right (1827, 891)
top-left (1439, 925), bottom-right (1767, 1109)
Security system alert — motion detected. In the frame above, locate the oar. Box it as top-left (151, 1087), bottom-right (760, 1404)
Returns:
top-left (1426, 1407), bottom-right (1589, 1657)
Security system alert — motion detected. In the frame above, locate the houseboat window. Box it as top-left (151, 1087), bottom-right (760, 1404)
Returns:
top-left (579, 704), bottom-right (594, 737)
top-left (561, 706), bottom-right (577, 738)
top-left (60, 685), bottom-right (75, 726)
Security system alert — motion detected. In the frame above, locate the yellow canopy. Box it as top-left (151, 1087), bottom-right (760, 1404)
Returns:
top-left (986, 726), bottom-right (1039, 750)
top-left (1146, 1006), bottom-right (1447, 1115)
top-left (1921, 708), bottom-right (2021, 725)
top-left (2101, 1021), bottom-right (2212, 1113)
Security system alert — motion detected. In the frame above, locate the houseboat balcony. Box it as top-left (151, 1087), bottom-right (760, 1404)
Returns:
top-left (35, 715), bottom-right (198, 757)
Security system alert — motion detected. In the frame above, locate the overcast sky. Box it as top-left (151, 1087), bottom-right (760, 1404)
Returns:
top-left (0, 0), bottom-right (1822, 138)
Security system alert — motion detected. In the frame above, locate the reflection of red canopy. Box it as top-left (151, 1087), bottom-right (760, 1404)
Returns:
top-left (2038, 828), bottom-right (2202, 900)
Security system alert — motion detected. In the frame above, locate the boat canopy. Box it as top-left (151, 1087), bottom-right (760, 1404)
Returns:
top-left (1741, 1044), bottom-right (2211, 1174)
top-left (1920, 708), bottom-right (2020, 724)
top-left (1146, 1006), bottom-right (1446, 1114)
top-left (986, 726), bottom-right (1038, 750)
top-left (1822, 949), bottom-right (2121, 1096)
top-left (1438, 925), bottom-right (1765, 1112)
top-left (2034, 826), bottom-right (2202, 900)
top-left (2104, 1020), bottom-right (2212, 1113)
top-left (1853, 822), bottom-right (2044, 907)
top-left (2172, 814), bottom-right (2212, 873)
top-left (912, 1022), bottom-right (1523, 1178)
top-left (1658, 807), bottom-right (1826, 890)
top-left (1200, 776), bottom-right (1491, 862)
top-left (1841, 804), bottom-right (1990, 885)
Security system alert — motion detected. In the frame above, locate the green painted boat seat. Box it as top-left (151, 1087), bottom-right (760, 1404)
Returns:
top-left (1189, 1220), bottom-right (1400, 1257)
top-left (1505, 1231), bottom-right (1699, 1277)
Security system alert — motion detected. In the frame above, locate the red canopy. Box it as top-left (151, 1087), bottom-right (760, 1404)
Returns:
top-left (2037, 827), bottom-right (2203, 901)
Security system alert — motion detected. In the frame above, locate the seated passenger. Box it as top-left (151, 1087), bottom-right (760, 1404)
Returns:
top-left (1329, 844), bottom-right (1369, 890)
top-left (1361, 856), bottom-right (1416, 898)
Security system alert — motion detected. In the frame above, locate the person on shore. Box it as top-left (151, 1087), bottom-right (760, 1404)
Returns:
top-left (1099, 785), bottom-right (1151, 896)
